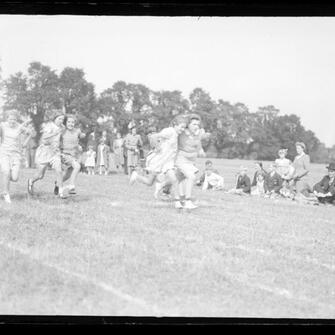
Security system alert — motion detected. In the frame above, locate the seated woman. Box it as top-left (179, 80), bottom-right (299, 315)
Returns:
top-left (202, 168), bottom-right (224, 191)
top-left (251, 172), bottom-right (266, 196)
top-left (264, 163), bottom-right (283, 198)
top-left (227, 166), bottom-right (251, 195)
top-left (313, 162), bottom-right (335, 205)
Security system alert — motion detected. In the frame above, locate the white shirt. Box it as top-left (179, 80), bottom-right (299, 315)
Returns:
top-left (202, 172), bottom-right (224, 190)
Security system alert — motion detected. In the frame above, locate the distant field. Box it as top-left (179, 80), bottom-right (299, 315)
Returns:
top-left (0, 158), bottom-right (335, 318)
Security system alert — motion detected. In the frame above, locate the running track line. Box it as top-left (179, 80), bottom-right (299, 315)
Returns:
top-left (0, 239), bottom-right (163, 316)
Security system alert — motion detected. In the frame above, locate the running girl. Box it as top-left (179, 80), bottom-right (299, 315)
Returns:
top-left (175, 114), bottom-right (206, 210)
top-left (0, 110), bottom-right (32, 203)
top-left (27, 111), bottom-right (65, 198)
top-left (54, 114), bottom-right (86, 195)
top-left (129, 115), bottom-right (187, 206)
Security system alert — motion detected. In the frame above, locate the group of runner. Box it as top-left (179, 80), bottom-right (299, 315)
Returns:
top-left (0, 109), bottom-right (206, 209)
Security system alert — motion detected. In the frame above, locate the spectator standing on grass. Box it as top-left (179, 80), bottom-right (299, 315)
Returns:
top-left (290, 142), bottom-right (312, 198)
top-left (196, 160), bottom-right (219, 186)
top-left (84, 145), bottom-right (96, 175)
top-left (112, 132), bottom-right (124, 173)
top-left (96, 138), bottom-right (110, 176)
top-left (124, 126), bottom-right (142, 174)
top-left (264, 163), bottom-right (283, 198)
top-left (312, 162), bottom-right (335, 205)
top-left (109, 127), bottom-right (119, 173)
top-left (227, 166), bottom-right (251, 195)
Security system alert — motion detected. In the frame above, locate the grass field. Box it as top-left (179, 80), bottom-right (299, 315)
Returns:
top-left (0, 158), bottom-right (335, 318)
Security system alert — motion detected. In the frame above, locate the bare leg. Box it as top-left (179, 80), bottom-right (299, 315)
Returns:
top-left (62, 167), bottom-right (73, 183)
top-left (165, 170), bottom-right (178, 196)
top-left (185, 174), bottom-right (197, 199)
top-left (10, 164), bottom-right (20, 183)
top-left (31, 165), bottom-right (48, 184)
top-left (178, 179), bottom-right (186, 199)
top-left (2, 171), bottom-right (10, 194)
top-left (69, 162), bottom-right (80, 186)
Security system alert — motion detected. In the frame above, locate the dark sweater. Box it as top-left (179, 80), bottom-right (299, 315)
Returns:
top-left (313, 175), bottom-right (335, 195)
top-left (236, 174), bottom-right (251, 193)
top-left (264, 171), bottom-right (283, 193)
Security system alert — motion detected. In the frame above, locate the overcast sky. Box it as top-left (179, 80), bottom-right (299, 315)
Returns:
top-left (1, 15), bottom-right (335, 147)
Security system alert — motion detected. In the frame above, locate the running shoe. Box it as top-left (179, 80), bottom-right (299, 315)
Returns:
top-left (174, 200), bottom-right (184, 209)
top-left (59, 192), bottom-right (68, 199)
top-left (183, 200), bottom-right (198, 209)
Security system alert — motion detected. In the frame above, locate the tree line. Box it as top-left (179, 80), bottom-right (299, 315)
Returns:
top-left (1, 61), bottom-right (334, 163)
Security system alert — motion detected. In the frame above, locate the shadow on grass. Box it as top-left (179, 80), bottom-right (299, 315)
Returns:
top-left (25, 193), bottom-right (92, 204)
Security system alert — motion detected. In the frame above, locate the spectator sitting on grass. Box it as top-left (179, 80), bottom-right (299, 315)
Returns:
top-left (251, 162), bottom-right (267, 187)
top-left (312, 162), bottom-right (335, 205)
top-left (227, 166), bottom-right (251, 195)
top-left (264, 163), bottom-right (283, 198)
top-left (196, 160), bottom-right (219, 186)
top-left (251, 172), bottom-right (266, 196)
top-left (202, 168), bottom-right (224, 191)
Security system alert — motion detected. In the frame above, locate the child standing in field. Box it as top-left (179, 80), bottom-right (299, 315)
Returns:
top-left (55, 114), bottom-right (86, 195)
top-left (129, 115), bottom-right (187, 203)
top-left (85, 145), bottom-right (96, 175)
top-left (96, 138), bottom-right (110, 175)
top-left (27, 111), bottom-right (65, 198)
top-left (0, 110), bottom-right (33, 203)
top-left (112, 132), bottom-right (124, 172)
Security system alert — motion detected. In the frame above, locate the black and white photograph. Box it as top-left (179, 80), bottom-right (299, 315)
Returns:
top-left (1, 11), bottom-right (335, 322)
